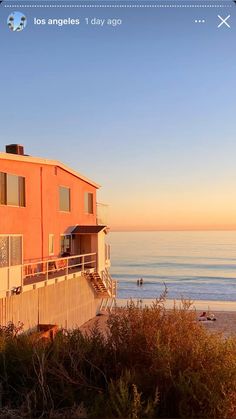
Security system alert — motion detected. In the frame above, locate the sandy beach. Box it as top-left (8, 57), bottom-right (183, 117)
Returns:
top-left (80, 299), bottom-right (236, 338)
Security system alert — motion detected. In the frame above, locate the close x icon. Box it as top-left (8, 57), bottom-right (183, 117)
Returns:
top-left (218, 14), bottom-right (231, 28)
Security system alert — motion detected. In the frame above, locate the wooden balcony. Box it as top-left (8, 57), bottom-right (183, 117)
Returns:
top-left (23, 253), bottom-right (97, 286)
top-left (1, 253), bottom-right (117, 301)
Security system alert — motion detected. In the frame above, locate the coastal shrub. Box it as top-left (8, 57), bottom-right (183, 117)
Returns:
top-left (0, 299), bottom-right (236, 418)
top-left (105, 300), bottom-right (236, 418)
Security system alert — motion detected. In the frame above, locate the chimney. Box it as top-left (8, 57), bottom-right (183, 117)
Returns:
top-left (5, 144), bottom-right (24, 155)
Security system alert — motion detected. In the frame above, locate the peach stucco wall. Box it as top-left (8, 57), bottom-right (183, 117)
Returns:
top-left (0, 158), bottom-right (97, 261)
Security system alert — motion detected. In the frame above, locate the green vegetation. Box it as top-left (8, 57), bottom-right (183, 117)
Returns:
top-left (0, 296), bottom-right (236, 418)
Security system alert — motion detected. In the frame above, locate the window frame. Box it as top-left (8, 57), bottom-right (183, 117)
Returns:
top-left (60, 234), bottom-right (72, 255)
top-left (84, 192), bottom-right (94, 215)
top-left (0, 234), bottom-right (23, 268)
top-left (0, 172), bottom-right (26, 208)
top-left (59, 186), bottom-right (71, 212)
top-left (48, 234), bottom-right (55, 256)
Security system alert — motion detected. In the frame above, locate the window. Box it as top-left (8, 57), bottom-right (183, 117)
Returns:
top-left (59, 186), bottom-right (70, 212)
top-left (19, 177), bottom-right (25, 206)
top-left (84, 192), bottom-right (93, 214)
top-left (0, 172), bottom-right (25, 207)
top-left (49, 234), bottom-right (54, 255)
top-left (7, 174), bottom-right (19, 206)
top-left (0, 173), bottom-right (6, 205)
top-left (0, 236), bottom-right (9, 267)
top-left (10, 236), bottom-right (22, 266)
top-left (60, 235), bottom-right (71, 255)
top-left (0, 235), bottom-right (22, 267)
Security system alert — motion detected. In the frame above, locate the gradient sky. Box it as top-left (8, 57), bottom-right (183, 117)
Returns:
top-left (0, 1), bottom-right (236, 230)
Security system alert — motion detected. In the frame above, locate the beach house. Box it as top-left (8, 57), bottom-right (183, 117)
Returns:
top-left (0, 144), bottom-right (116, 329)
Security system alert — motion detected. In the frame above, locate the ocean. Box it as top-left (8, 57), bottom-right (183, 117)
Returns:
top-left (109, 231), bottom-right (236, 302)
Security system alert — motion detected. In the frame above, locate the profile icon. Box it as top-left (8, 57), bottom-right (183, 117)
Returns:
top-left (7, 12), bottom-right (27, 32)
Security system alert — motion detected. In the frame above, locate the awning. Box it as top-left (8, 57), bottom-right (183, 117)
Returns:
top-left (71, 225), bottom-right (106, 234)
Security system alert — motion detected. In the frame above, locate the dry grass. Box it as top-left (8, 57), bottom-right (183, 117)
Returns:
top-left (0, 295), bottom-right (236, 418)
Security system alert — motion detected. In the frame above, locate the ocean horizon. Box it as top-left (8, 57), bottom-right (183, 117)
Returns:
top-left (109, 231), bottom-right (236, 302)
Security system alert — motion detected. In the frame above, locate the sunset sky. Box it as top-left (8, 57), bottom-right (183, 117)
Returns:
top-left (0, 4), bottom-right (236, 230)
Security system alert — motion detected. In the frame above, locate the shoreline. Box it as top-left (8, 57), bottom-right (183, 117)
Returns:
top-left (116, 298), bottom-right (236, 312)
top-left (80, 299), bottom-right (236, 338)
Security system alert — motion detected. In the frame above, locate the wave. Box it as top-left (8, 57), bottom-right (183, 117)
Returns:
top-left (109, 231), bottom-right (236, 301)
top-left (113, 262), bottom-right (236, 270)
top-left (112, 274), bottom-right (236, 283)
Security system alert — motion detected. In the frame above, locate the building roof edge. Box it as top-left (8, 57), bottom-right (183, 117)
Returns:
top-left (0, 152), bottom-right (100, 189)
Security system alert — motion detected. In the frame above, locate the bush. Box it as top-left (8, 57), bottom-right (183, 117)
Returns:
top-left (0, 298), bottom-right (236, 418)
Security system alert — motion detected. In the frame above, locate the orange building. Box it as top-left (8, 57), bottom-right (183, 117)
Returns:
top-left (0, 144), bottom-right (115, 315)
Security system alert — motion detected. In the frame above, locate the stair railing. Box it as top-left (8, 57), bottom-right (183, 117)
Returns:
top-left (100, 268), bottom-right (117, 298)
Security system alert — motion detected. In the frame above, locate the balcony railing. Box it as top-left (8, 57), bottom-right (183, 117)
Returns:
top-left (101, 268), bottom-right (117, 298)
top-left (0, 253), bottom-right (98, 296)
top-left (23, 253), bottom-right (97, 286)
top-left (96, 202), bottom-right (109, 226)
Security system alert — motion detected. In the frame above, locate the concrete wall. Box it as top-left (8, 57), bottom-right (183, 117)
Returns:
top-left (0, 274), bottom-right (100, 330)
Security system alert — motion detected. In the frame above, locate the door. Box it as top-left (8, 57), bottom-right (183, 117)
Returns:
top-left (73, 234), bottom-right (91, 255)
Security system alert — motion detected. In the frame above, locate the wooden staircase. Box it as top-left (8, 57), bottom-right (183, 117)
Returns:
top-left (86, 272), bottom-right (110, 297)
top-left (85, 269), bottom-right (117, 306)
